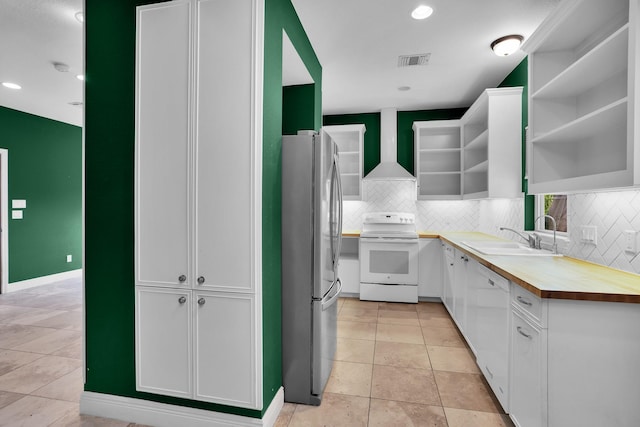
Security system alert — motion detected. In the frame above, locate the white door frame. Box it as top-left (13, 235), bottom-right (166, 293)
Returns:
top-left (0, 149), bottom-right (8, 294)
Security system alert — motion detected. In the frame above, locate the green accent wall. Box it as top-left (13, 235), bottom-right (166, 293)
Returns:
top-left (85, 0), bottom-right (320, 419)
top-left (282, 84), bottom-right (316, 135)
top-left (497, 58), bottom-right (534, 230)
top-left (324, 109), bottom-right (466, 176)
top-left (0, 106), bottom-right (82, 283)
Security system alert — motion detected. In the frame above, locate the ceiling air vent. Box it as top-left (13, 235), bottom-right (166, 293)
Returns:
top-left (398, 53), bottom-right (431, 67)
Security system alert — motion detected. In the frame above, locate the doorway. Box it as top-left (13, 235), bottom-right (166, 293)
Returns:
top-left (0, 148), bottom-right (9, 294)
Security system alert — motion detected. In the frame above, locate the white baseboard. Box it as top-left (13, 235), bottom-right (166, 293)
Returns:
top-left (80, 388), bottom-right (284, 427)
top-left (8, 269), bottom-right (82, 292)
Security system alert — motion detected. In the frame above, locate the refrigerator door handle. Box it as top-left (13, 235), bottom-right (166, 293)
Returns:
top-left (322, 279), bottom-right (342, 311)
top-left (334, 153), bottom-right (343, 266)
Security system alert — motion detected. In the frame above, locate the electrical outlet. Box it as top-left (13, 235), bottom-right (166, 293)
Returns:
top-left (580, 225), bottom-right (597, 245)
top-left (66, 254), bottom-right (72, 263)
top-left (624, 230), bottom-right (638, 254)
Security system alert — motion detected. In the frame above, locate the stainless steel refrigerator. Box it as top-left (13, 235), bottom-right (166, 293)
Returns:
top-left (281, 130), bottom-right (343, 405)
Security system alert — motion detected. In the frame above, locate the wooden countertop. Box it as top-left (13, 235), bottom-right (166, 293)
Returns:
top-left (342, 231), bottom-right (361, 237)
top-left (342, 231), bottom-right (440, 238)
top-left (439, 231), bottom-right (640, 304)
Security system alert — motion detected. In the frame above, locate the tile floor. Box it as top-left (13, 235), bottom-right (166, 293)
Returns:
top-left (275, 297), bottom-right (514, 427)
top-left (0, 277), bottom-right (145, 426)
top-left (0, 279), bottom-right (513, 426)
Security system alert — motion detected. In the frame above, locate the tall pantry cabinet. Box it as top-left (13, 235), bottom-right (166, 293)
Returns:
top-left (134, 0), bottom-right (263, 410)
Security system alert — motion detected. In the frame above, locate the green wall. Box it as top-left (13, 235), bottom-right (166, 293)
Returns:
top-left (497, 57), bottom-right (534, 229)
top-left (85, 0), bottom-right (320, 418)
top-left (324, 108), bottom-right (466, 176)
top-left (282, 84), bottom-right (316, 135)
top-left (0, 106), bottom-right (82, 283)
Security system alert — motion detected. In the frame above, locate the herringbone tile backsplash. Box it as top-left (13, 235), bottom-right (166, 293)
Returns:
top-left (343, 180), bottom-right (640, 274)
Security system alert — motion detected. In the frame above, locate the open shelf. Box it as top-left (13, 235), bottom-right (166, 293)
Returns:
top-left (324, 124), bottom-right (365, 200)
top-left (465, 160), bottom-right (488, 174)
top-left (464, 129), bottom-right (488, 150)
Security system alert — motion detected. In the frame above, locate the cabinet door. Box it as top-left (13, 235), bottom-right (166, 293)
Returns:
top-left (136, 287), bottom-right (192, 398)
top-left (194, 292), bottom-right (258, 409)
top-left (135, 1), bottom-right (191, 288)
top-left (442, 245), bottom-right (454, 314)
top-left (195, 0), bottom-right (256, 292)
top-left (510, 310), bottom-right (545, 427)
top-left (452, 250), bottom-right (468, 332)
top-left (418, 239), bottom-right (443, 298)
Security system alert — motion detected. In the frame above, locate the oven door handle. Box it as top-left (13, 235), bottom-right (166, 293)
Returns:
top-left (360, 238), bottom-right (419, 244)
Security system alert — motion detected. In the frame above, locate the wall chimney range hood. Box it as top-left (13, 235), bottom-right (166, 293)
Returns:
top-left (364, 108), bottom-right (416, 181)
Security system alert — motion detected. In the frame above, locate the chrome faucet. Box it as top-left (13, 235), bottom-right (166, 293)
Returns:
top-left (499, 227), bottom-right (536, 248)
top-left (534, 214), bottom-right (557, 254)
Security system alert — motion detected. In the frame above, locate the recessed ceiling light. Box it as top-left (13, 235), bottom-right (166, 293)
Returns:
top-left (76, 75), bottom-right (84, 81)
top-left (2, 82), bottom-right (21, 90)
top-left (411, 5), bottom-right (434, 20)
top-left (69, 101), bottom-right (83, 107)
top-left (75, 11), bottom-right (84, 23)
top-left (398, 86), bottom-right (411, 91)
top-left (491, 34), bottom-right (524, 56)
top-left (53, 62), bottom-right (70, 72)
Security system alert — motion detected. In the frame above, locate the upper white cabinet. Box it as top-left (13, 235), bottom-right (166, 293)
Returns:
top-left (134, 0), bottom-right (262, 410)
top-left (413, 87), bottom-right (522, 200)
top-left (413, 120), bottom-right (463, 199)
top-left (323, 124), bottom-right (365, 200)
top-left (523, 0), bottom-right (637, 193)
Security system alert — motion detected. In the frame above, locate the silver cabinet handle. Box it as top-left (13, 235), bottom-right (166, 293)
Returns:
top-left (517, 295), bottom-right (533, 306)
top-left (488, 279), bottom-right (495, 286)
top-left (197, 276), bottom-right (205, 285)
top-left (485, 366), bottom-right (494, 379)
top-left (517, 326), bottom-right (532, 339)
top-left (178, 296), bottom-right (187, 304)
top-left (178, 275), bottom-right (186, 283)
top-left (198, 297), bottom-right (206, 306)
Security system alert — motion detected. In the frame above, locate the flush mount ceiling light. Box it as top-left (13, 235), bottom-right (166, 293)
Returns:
top-left (491, 34), bottom-right (524, 56)
top-left (411, 5), bottom-right (434, 20)
top-left (75, 11), bottom-right (84, 23)
top-left (53, 62), bottom-right (70, 72)
top-left (2, 82), bottom-right (21, 90)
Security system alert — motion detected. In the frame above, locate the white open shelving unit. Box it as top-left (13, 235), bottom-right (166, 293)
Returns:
top-left (323, 124), bottom-right (366, 200)
top-left (523, 0), bottom-right (638, 194)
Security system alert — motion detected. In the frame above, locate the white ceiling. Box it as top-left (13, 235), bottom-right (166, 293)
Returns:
top-left (0, 0), bottom-right (559, 127)
top-left (290, 0), bottom-right (560, 115)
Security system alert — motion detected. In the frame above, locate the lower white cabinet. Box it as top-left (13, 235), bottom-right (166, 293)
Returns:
top-left (441, 243), bottom-right (455, 314)
top-left (418, 239), bottom-right (442, 298)
top-left (510, 309), bottom-right (545, 427)
top-left (136, 287), bottom-right (258, 408)
top-left (339, 237), bottom-right (360, 295)
top-left (452, 249), bottom-right (470, 332)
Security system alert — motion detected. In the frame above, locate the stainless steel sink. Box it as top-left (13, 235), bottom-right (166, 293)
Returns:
top-left (461, 240), bottom-right (562, 257)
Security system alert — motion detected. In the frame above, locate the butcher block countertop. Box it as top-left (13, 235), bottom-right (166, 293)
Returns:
top-left (439, 231), bottom-right (640, 304)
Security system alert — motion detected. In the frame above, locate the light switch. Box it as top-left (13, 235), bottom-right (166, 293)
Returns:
top-left (11, 210), bottom-right (23, 220)
top-left (624, 230), bottom-right (638, 254)
top-left (12, 199), bottom-right (26, 209)
top-left (580, 225), bottom-right (597, 245)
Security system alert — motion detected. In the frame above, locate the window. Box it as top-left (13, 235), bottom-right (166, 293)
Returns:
top-left (536, 194), bottom-right (567, 233)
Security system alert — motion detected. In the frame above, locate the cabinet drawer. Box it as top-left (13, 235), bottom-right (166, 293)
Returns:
top-left (478, 265), bottom-right (509, 291)
top-left (511, 284), bottom-right (546, 327)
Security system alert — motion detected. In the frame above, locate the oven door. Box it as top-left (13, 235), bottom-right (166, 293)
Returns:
top-left (359, 238), bottom-right (419, 285)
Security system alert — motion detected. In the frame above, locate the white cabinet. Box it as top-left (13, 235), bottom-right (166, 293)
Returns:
top-left (441, 243), bottom-right (455, 314)
top-left (134, 0), bottom-right (262, 410)
top-left (413, 87), bottom-right (522, 200)
top-left (462, 88), bottom-right (523, 199)
top-left (339, 237), bottom-right (360, 295)
top-left (523, 0), bottom-right (638, 193)
top-left (323, 124), bottom-right (365, 200)
top-left (418, 238), bottom-right (442, 298)
top-left (413, 121), bottom-right (462, 199)
top-left (452, 249), bottom-right (469, 332)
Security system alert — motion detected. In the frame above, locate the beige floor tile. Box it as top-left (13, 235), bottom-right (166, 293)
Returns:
top-left (0, 391), bottom-right (24, 411)
top-left (32, 310), bottom-right (83, 331)
top-left (373, 341), bottom-right (430, 369)
top-left (324, 360), bottom-right (372, 397)
top-left (6, 308), bottom-right (67, 326)
top-left (422, 326), bottom-right (466, 347)
top-left (0, 349), bottom-right (44, 376)
top-left (416, 301), bottom-right (449, 314)
top-left (377, 310), bottom-right (420, 326)
top-left (335, 338), bottom-right (375, 364)
top-left (0, 324), bottom-right (53, 349)
top-left (427, 346), bottom-right (480, 374)
top-left (12, 329), bottom-right (82, 354)
top-left (0, 395), bottom-right (78, 427)
top-left (274, 402), bottom-right (296, 427)
top-left (418, 311), bottom-right (455, 328)
top-left (376, 323), bottom-right (424, 344)
top-left (377, 302), bottom-right (417, 312)
top-left (434, 371), bottom-right (502, 413)
top-left (49, 412), bottom-right (135, 427)
top-left (368, 399), bottom-right (448, 427)
top-left (371, 365), bottom-right (441, 406)
top-left (343, 299), bottom-right (380, 310)
top-left (444, 407), bottom-right (514, 427)
top-left (337, 320), bottom-right (377, 340)
top-left (338, 307), bottom-right (378, 323)
top-left (288, 392), bottom-right (369, 427)
top-left (32, 367), bottom-right (83, 402)
top-left (51, 337), bottom-right (83, 360)
top-left (0, 355), bottom-right (82, 394)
